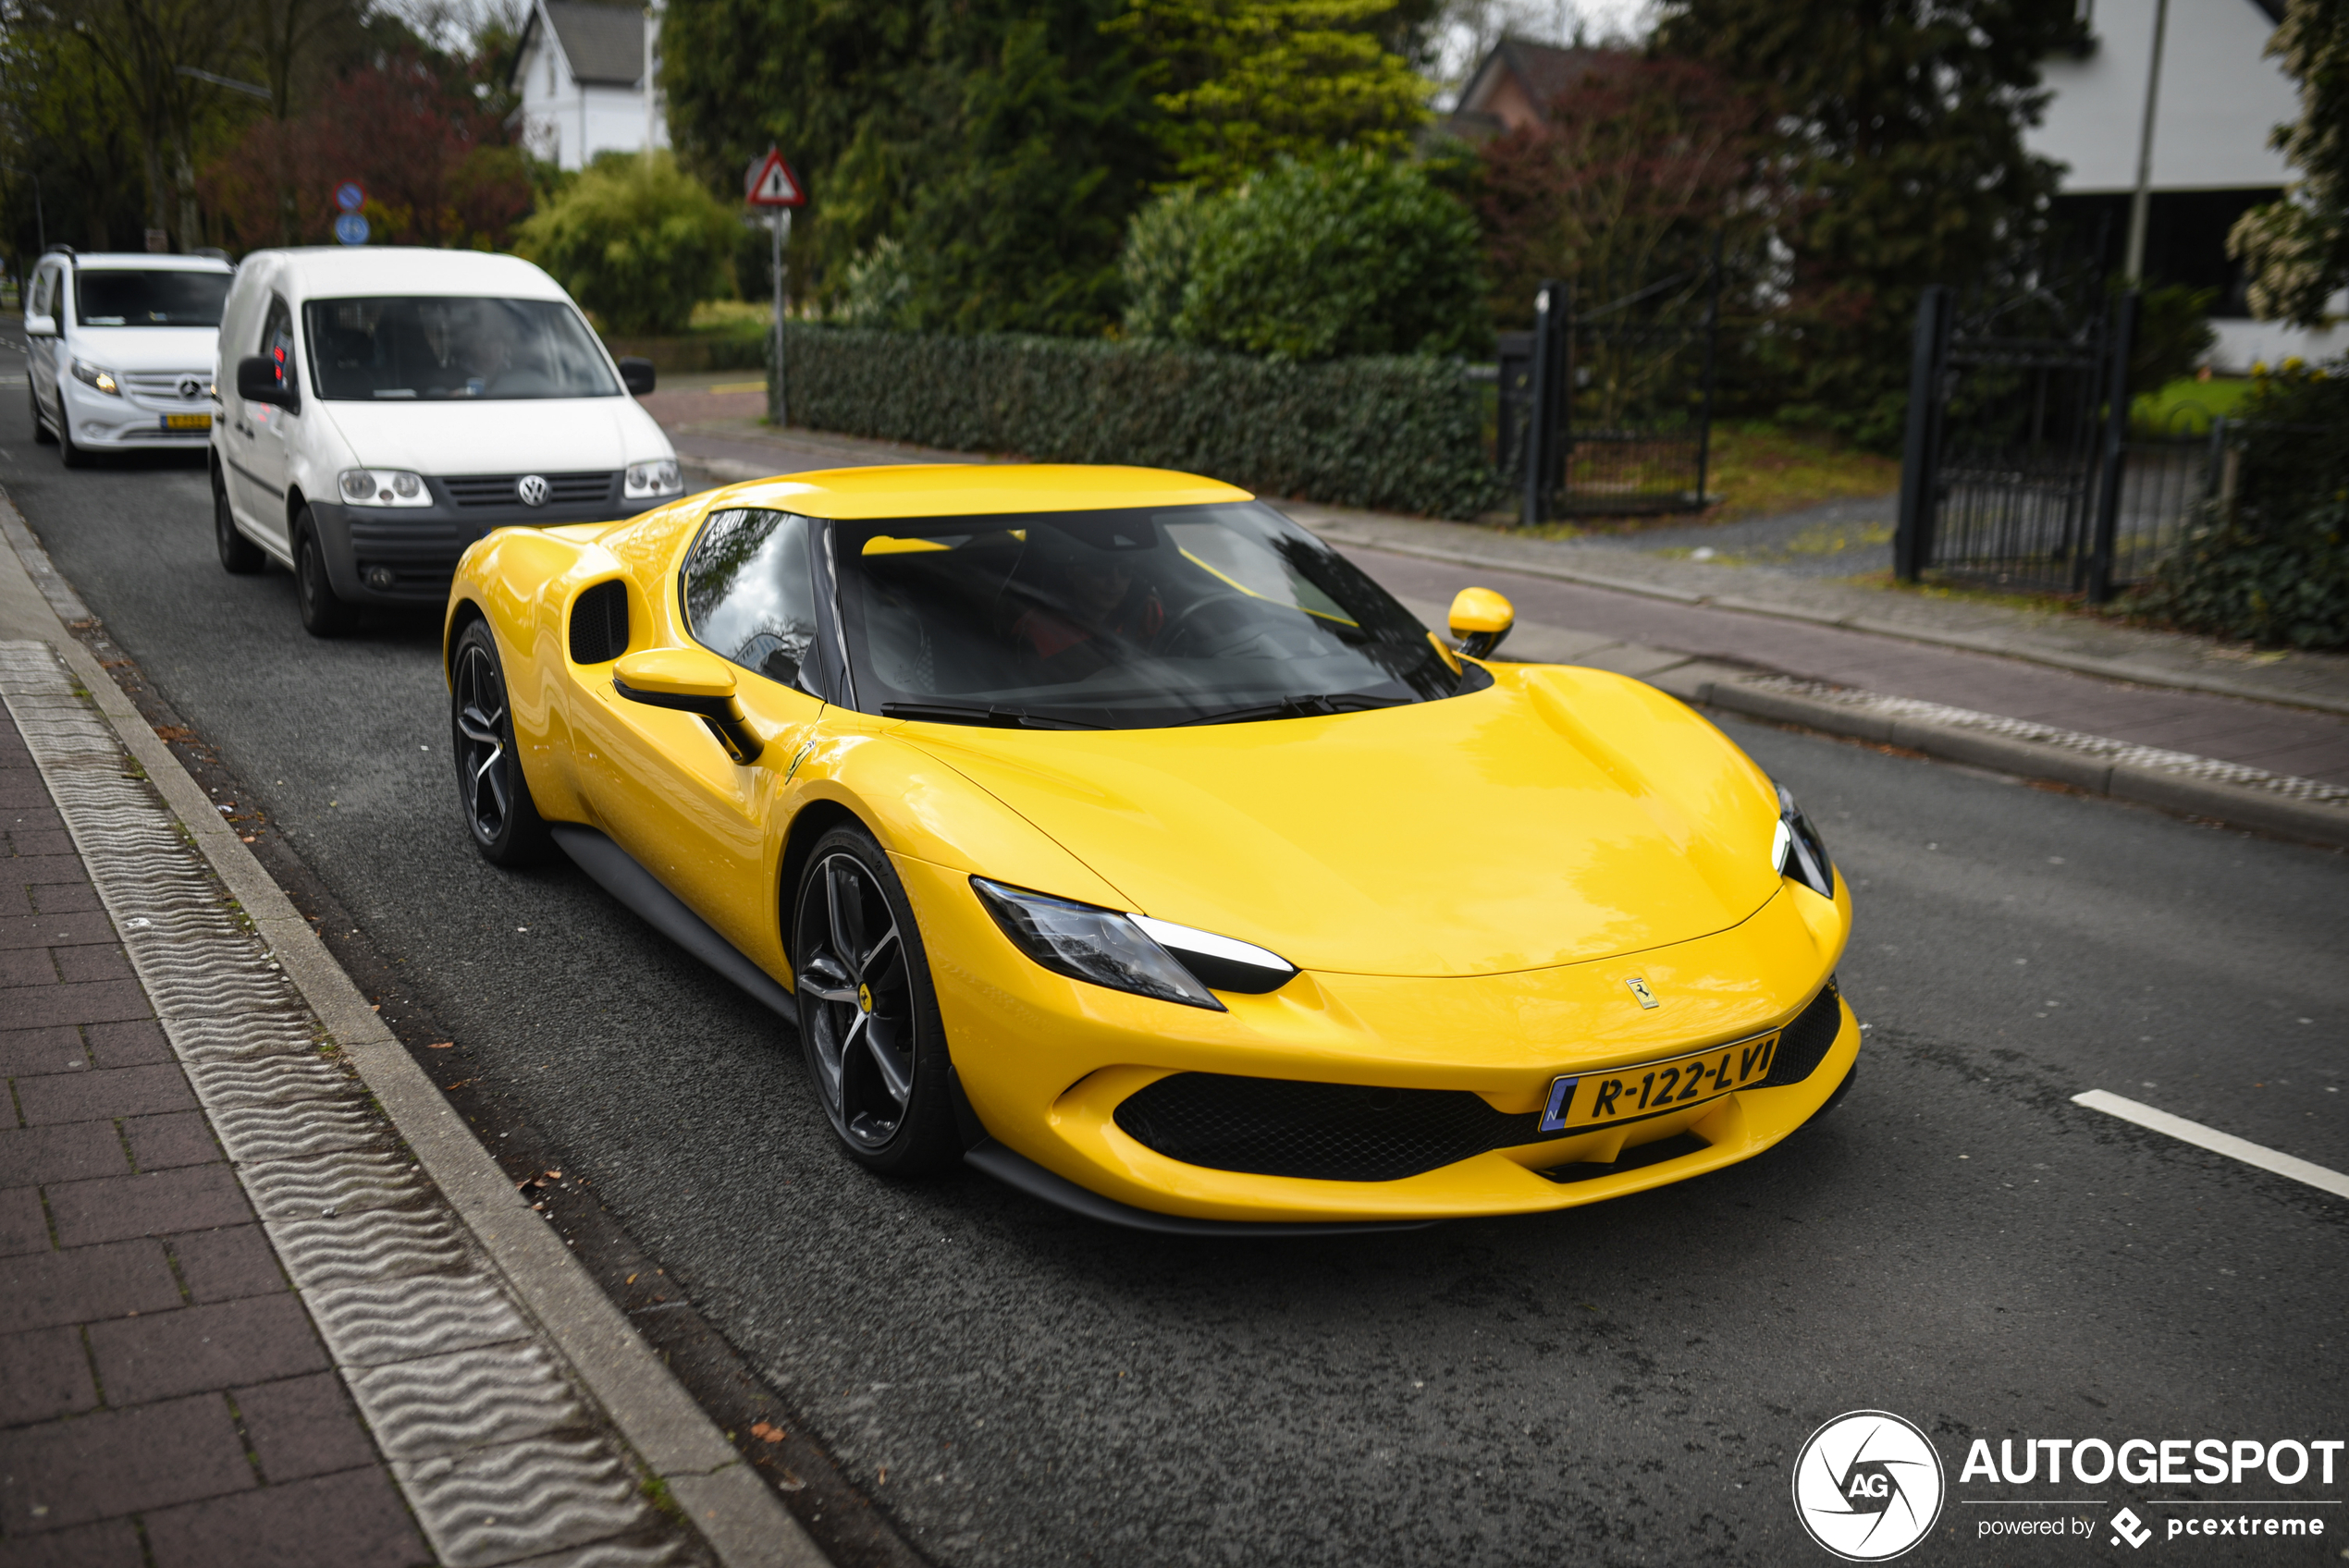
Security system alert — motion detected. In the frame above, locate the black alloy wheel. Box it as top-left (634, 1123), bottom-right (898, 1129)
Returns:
top-left (791, 825), bottom-right (959, 1174)
top-left (294, 510), bottom-right (357, 637)
top-left (55, 399), bottom-right (89, 469)
top-left (30, 384), bottom-right (55, 445)
top-left (449, 619), bottom-right (551, 866)
top-left (215, 477), bottom-right (264, 574)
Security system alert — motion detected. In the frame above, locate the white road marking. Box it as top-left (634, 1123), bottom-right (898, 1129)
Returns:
top-left (2073, 1090), bottom-right (2349, 1201)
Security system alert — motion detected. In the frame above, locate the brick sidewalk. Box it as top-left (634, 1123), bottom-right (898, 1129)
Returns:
top-left (1, 704), bottom-right (428, 1566)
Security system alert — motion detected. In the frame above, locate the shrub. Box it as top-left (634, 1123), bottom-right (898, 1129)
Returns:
top-left (1119, 185), bottom-right (1211, 340)
top-left (778, 323), bottom-right (1500, 518)
top-left (1124, 153), bottom-right (1487, 361)
top-left (2125, 360), bottom-right (2349, 648)
top-left (515, 152), bottom-right (737, 335)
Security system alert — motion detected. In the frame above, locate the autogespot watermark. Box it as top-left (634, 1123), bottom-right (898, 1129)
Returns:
top-left (1793, 1415), bottom-right (2343, 1557)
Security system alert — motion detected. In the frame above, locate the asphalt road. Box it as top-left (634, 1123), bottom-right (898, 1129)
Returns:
top-left (4, 373), bottom-right (2345, 1568)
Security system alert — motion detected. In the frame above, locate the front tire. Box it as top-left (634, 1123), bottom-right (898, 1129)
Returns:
top-left (791, 824), bottom-right (960, 1175)
top-left (449, 619), bottom-right (552, 866)
top-left (30, 385), bottom-right (55, 445)
top-left (55, 400), bottom-right (90, 468)
top-left (294, 511), bottom-right (357, 636)
top-left (215, 476), bottom-right (264, 574)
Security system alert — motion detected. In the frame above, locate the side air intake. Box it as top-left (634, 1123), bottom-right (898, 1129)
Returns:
top-left (568, 580), bottom-right (629, 665)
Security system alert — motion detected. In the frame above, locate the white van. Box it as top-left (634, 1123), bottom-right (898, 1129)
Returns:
top-left (212, 248), bottom-right (683, 636)
top-left (25, 248), bottom-right (237, 466)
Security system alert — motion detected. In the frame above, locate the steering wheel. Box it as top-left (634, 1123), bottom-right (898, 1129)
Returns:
top-left (1154, 592), bottom-right (1261, 657)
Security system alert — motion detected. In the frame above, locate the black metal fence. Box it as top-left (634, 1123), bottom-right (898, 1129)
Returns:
top-left (1494, 262), bottom-right (1721, 523)
top-left (1895, 281), bottom-right (2218, 600)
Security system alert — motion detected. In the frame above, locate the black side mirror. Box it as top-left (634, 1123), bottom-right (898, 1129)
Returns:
top-left (618, 356), bottom-right (656, 396)
top-left (236, 354), bottom-right (292, 408)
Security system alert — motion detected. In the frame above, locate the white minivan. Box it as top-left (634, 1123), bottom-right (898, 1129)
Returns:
top-left (212, 247), bottom-right (683, 636)
top-left (25, 248), bottom-right (237, 466)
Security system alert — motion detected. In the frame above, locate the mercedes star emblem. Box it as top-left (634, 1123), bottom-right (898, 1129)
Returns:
top-left (178, 377), bottom-right (203, 399)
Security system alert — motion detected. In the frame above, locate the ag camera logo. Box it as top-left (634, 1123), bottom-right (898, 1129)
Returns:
top-left (1793, 1410), bottom-right (1946, 1561)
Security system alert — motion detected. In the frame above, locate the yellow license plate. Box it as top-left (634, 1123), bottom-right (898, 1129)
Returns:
top-left (1539, 1031), bottom-right (1780, 1134)
top-left (163, 412), bottom-right (211, 431)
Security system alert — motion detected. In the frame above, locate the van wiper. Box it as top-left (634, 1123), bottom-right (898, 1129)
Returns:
top-left (880, 702), bottom-right (1103, 730)
top-left (1175, 692), bottom-right (1410, 727)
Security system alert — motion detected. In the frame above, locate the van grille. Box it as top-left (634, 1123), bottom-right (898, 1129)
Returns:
top-left (442, 472), bottom-right (616, 508)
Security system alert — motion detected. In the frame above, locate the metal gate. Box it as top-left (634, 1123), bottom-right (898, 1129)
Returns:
top-left (1498, 261), bottom-right (1720, 524)
top-left (1894, 280), bottom-right (2211, 601)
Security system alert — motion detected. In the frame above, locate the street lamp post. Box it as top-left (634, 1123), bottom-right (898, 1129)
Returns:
top-left (2123, 0), bottom-right (2171, 284)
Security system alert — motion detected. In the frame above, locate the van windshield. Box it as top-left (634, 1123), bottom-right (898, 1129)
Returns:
top-left (302, 297), bottom-right (619, 400)
top-left (75, 270), bottom-right (230, 326)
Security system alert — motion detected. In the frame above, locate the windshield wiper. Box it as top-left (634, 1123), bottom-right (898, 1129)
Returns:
top-left (1174, 692), bottom-right (1410, 727)
top-left (880, 702), bottom-right (1104, 730)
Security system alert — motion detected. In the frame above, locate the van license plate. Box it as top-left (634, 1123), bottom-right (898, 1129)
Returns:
top-left (163, 413), bottom-right (211, 431)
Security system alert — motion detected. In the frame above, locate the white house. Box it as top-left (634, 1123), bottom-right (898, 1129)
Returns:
top-left (510, 1), bottom-right (667, 172)
top-left (2027, 0), bottom-right (2343, 370)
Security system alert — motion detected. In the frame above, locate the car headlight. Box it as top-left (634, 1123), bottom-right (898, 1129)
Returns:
top-left (624, 459), bottom-right (682, 499)
top-left (1771, 783), bottom-right (1836, 898)
top-left (338, 469), bottom-right (433, 508)
top-left (970, 878), bottom-right (1297, 1011)
top-left (70, 360), bottom-right (119, 396)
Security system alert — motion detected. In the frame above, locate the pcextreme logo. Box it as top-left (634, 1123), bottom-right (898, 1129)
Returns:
top-left (1793, 1410), bottom-right (1948, 1562)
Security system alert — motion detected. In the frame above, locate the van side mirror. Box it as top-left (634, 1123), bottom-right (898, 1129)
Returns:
top-left (1447, 586), bottom-right (1515, 660)
top-left (236, 354), bottom-right (293, 408)
top-left (23, 313), bottom-right (55, 337)
top-left (618, 356), bottom-right (656, 396)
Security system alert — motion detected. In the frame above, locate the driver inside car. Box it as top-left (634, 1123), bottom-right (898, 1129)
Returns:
top-left (1003, 544), bottom-right (1167, 680)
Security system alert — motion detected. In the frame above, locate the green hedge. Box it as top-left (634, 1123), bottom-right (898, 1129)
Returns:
top-left (774, 324), bottom-right (1501, 520)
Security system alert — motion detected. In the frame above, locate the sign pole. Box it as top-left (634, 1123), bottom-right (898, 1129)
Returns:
top-left (744, 145), bottom-right (806, 429)
top-left (771, 210), bottom-right (788, 427)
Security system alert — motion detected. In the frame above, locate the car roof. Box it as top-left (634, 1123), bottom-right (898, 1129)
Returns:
top-left (58, 253), bottom-right (234, 273)
top-left (711, 464), bottom-right (1255, 521)
top-left (244, 248), bottom-right (571, 301)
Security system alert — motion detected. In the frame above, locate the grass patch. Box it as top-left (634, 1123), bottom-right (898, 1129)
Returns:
top-left (1514, 423), bottom-right (1898, 538)
top-left (688, 299), bottom-right (770, 333)
top-left (2134, 374), bottom-right (2249, 437)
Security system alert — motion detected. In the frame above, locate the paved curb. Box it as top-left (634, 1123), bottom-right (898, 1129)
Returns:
top-left (1302, 521), bottom-right (2349, 719)
top-left (1664, 666), bottom-right (2349, 850)
top-left (0, 497), bottom-right (824, 1566)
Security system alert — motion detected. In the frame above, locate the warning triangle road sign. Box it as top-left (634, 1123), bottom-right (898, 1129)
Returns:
top-left (744, 147), bottom-right (806, 208)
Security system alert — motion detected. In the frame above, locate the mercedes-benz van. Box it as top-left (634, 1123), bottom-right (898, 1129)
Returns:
top-left (26, 249), bottom-right (236, 466)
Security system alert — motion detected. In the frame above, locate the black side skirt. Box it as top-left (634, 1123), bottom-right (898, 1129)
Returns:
top-left (549, 824), bottom-right (795, 1020)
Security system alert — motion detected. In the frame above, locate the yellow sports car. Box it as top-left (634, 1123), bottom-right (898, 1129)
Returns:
top-left (444, 464), bottom-right (1856, 1233)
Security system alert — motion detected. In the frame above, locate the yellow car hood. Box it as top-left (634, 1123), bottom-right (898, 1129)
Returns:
top-left (904, 670), bottom-right (1783, 978)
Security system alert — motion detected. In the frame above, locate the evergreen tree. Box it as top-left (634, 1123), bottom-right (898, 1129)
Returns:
top-left (1111, 0), bottom-right (1430, 189)
top-left (1654, 0), bottom-right (2084, 445)
top-left (2229, 0), bottom-right (2349, 329)
top-left (662, 0), bottom-right (1155, 336)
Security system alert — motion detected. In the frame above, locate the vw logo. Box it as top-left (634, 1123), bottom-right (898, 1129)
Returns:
top-left (178, 377), bottom-right (203, 399)
top-left (515, 474), bottom-right (550, 508)
top-left (1791, 1410), bottom-right (1945, 1561)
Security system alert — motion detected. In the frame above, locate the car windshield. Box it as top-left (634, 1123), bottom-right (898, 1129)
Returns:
top-left (302, 296), bottom-right (618, 400)
top-left (74, 269), bottom-right (230, 326)
top-left (823, 502), bottom-right (1484, 729)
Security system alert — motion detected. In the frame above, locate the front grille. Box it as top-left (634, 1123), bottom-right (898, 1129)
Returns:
top-left (1762, 980), bottom-right (1843, 1085)
top-left (1113, 1074), bottom-right (1542, 1182)
top-left (441, 471), bottom-right (616, 508)
top-left (120, 370), bottom-right (210, 403)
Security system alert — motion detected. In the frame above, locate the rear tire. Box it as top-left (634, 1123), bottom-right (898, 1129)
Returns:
top-left (791, 823), bottom-right (961, 1176)
top-left (294, 511), bottom-right (357, 637)
top-left (449, 619), bottom-right (553, 866)
top-left (215, 476), bottom-right (265, 574)
top-left (56, 401), bottom-right (90, 468)
top-left (30, 385), bottom-right (55, 445)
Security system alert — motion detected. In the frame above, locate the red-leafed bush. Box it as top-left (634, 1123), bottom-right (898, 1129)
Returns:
top-left (202, 53), bottom-right (531, 253)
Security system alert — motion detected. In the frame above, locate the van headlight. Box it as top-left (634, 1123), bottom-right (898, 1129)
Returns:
top-left (338, 469), bottom-right (433, 508)
top-left (70, 360), bottom-right (120, 396)
top-left (624, 459), bottom-right (682, 499)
